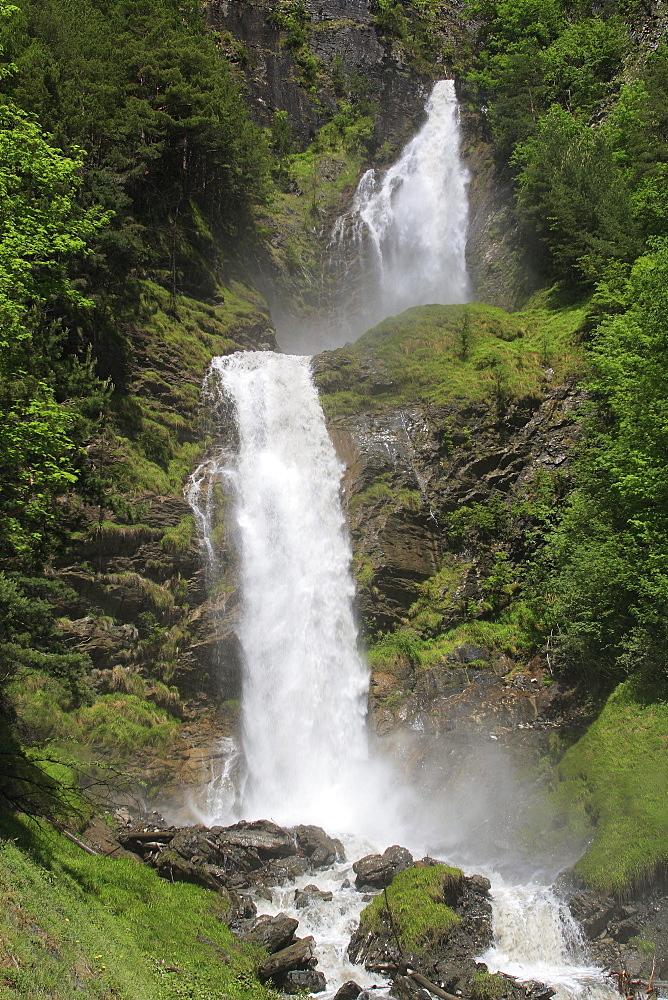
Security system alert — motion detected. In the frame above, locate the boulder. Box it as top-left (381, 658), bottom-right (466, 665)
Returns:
top-left (353, 845), bottom-right (413, 889)
top-left (293, 824), bottom-right (344, 867)
top-left (333, 982), bottom-right (363, 1000)
top-left (283, 969), bottom-right (327, 994)
top-left (169, 826), bottom-right (220, 864)
top-left (568, 891), bottom-right (619, 939)
top-left (266, 855), bottom-right (310, 881)
top-left (295, 884), bottom-right (334, 908)
top-left (236, 912), bottom-right (299, 953)
top-left (450, 644), bottom-right (489, 664)
top-left (257, 935), bottom-right (316, 984)
top-left (213, 819), bottom-right (297, 859)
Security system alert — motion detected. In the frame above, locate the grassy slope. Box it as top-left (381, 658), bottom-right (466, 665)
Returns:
top-left (317, 299), bottom-right (585, 416)
top-left (555, 680), bottom-right (668, 896)
top-left (0, 813), bottom-right (272, 1000)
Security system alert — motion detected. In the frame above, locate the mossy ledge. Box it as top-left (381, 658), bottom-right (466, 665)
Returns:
top-left (314, 299), bottom-right (585, 417)
top-left (359, 865), bottom-right (463, 951)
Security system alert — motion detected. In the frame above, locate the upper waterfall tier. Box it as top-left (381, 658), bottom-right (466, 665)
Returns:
top-left (277, 79), bottom-right (470, 354)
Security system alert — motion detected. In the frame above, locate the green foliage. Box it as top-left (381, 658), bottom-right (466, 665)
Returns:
top-left (406, 562), bottom-right (470, 636)
top-left (368, 631), bottom-right (424, 674)
top-left (8, 672), bottom-right (180, 755)
top-left (542, 240), bottom-right (668, 684)
top-left (513, 106), bottom-right (640, 285)
top-left (359, 865), bottom-right (462, 950)
top-left (555, 679), bottom-right (668, 895)
top-left (0, 813), bottom-right (273, 1000)
top-left (471, 971), bottom-right (508, 1000)
top-left (0, 58), bottom-right (109, 560)
top-left (446, 495), bottom-right (507, 541)
top-left (7, 0), bottom-right (270, 296)
top-left (419, 616), bottom-right (532, 668)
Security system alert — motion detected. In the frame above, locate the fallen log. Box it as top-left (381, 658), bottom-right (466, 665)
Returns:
top-left (119, 830), bottom-right (175, 842)
top-left (408, 970), bottom-right (464, 1000)
top-left (64, 831), bottom-right (100, 856)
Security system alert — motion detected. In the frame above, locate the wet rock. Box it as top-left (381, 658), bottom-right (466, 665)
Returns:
top-left (333, 982), bottom-right (363, 1000)
top-left (466, 874), bottom-right (492, 895)
top-left (293, 824), bottom-right (345, 867)
top-left (568, 891), bottom-right (619, 939)
top-left (257, 935), bottom-right (317, 983)
top-left (236, 912), bottom-right (299, 953)
top-left (610, 919), bottom-right (640, 943)
top-left (449, 644), bottom-right (489, 664)
top-left (295, 884), bottom-right (334, 908)
top-left (214, 819), bottom-right (296, 859)
top-left (169, 826), bottom-right (220, 864)
top-left (267, 855), bottom-right (311, 881)
top-left (353, 845), bottom-right (413, 889)
top-left (283, 969), bottom-right (327, 993)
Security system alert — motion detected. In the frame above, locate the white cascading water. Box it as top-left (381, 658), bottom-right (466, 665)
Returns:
top-left (334, 79), bottom-right (469, 334)
top-left (192, 350), bottom-right (402, 840)
top-left (481, 881), bottom-right (616, 1000)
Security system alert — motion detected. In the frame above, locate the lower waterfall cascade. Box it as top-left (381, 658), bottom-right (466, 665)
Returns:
top-left (187, 350), bottom-right (620, 1000)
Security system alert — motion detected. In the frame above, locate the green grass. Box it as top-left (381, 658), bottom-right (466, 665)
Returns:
top-left (405, 561), bottom-right (472, 636)
top-left (359, 865), bottom-right (462, 950)
top-left (348, 473), bottom-right (422, 515)
top-left (555, 679), bottom-right (668, 896)
top-left (420, 617), bottom-right (534, 668)
top-left (316, 301), bottom-right (585, 417)
top-left (107, 277), bottom-right (272, 498)
top-left (0, 813), bottom-right (273, 1000)
top-left (160, 515), bottom-right (196, 554)
top-left (368, 630), bottom-right (423, 675)
top-left (470, 970), bottom-right (509, 1000)
top-left (8, 674), bottom-right (180, 756)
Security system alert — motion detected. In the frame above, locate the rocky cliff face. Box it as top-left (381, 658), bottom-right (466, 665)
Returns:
top-left (206, 0), bottom-right (433, 150)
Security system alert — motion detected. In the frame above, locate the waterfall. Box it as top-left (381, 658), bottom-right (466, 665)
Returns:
top-left (341, 78), bottom-right (469, 318)
top-left (189, 351), bottom-right (399, 837)
top-left (481, 881), bottom-right (616, 1000)
top-left (277, 79), bottom-right (471, 354)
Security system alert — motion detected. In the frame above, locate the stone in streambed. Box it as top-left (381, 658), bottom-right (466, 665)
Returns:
top-left (213, 819), bottom-right (296, 859)
top-left (236, 912), bottom-right (298, 953)
top-left (257, 935), bottom-right (317, 984)
top-left (295, 884), bottom-right (334, 908)
top-left (353, 845), bottom-right (413, 889)
top-left (283, 969), bottom-right (327, 993)
top-left (293, 824), bottom-right (344, 867)
top-left (333, 982), bottom-right (363, 1000)
top-left (148, 850), bottom-right (227, 893)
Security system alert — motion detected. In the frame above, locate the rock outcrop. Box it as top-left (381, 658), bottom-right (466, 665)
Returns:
top-left (206, 0), bottom-right (432, 150)
top-left (119, 818), bottom-right (344, 896)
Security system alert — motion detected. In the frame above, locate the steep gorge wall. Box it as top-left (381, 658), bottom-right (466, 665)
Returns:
top-left (205, 0), bottom-right (434, 149)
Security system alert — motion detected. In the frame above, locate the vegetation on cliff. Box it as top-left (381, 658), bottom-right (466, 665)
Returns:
top-left (2, 0), bottom-right (668, 944)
